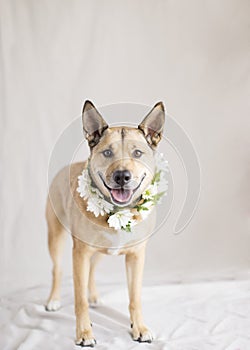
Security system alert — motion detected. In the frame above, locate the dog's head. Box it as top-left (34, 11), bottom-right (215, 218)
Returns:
top-left (82, 101), bottom-right (165, 207)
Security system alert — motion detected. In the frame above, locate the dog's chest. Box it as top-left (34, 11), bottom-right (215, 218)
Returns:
top-left (106, 247), bottom-right (121, 255)
top-left (102, 230), bottom-right (133, 255)
top-left (71, 206), bottom-right (156, 253)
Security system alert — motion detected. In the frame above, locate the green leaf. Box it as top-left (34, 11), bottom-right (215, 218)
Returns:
top-left (121, 221), bottom-right (132, 232)
top-left (136, 204), bottom-right (147, 211)
top-left (152, 171), bottom-right (161, 184)
top-left (152, 191), bottom-right (165, 204)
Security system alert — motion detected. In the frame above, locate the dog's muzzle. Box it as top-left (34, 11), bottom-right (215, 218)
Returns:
top-left (98, 171), bottom-right (146, 206)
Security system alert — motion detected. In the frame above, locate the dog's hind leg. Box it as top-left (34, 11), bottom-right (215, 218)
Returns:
top-left (45, 199), bottom-right (67, 311)
top-left (88, 252), bottom-right (103, 307)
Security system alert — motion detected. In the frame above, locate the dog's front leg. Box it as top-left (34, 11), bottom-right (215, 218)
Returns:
top-left (73, 237), bottom-right (96, 347)
top-left (125, 243), bottom-right (153, 343)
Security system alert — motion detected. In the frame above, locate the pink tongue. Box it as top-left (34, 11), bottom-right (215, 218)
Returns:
top-left (111, 189), bottom-right (133, 203)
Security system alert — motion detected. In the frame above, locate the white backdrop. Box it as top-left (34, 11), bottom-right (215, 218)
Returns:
top-left (1, 0), bottom-right (250, 297)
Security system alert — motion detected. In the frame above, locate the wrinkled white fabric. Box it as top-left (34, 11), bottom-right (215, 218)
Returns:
top-left (1, 279), bottom-right (250, 349)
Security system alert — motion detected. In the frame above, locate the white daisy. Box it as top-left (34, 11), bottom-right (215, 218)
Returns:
top-left (142, 182), bottom-right (158, 200)
top-left (139, 200), bottom-right (154, 220)
top-left (158, 174), bottom-right (168, 194)
top-left (108, 210), bottom-right (135, 230)
top-left (155, 152), bottom-right (169, 173)
top-left (87, 196), bottom-right (113, 217)
top-left (77, 169), bottom-right (91, 199)
top-left (101, 198), bottom-right (114, 214)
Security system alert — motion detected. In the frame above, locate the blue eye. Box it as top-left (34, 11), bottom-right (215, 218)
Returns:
top-left (133, 149), bottom-right (143, 158)
top-left (103, 149), bottom-right (113, 158)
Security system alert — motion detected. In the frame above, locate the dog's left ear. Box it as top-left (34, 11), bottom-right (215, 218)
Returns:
top-left (138, 102), bottom-right (165, 147)
top-left (82, 100), bottom-right (108, 148)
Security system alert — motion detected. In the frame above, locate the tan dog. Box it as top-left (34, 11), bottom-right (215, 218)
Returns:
top-left (45, 101), bottom-right (165, 347)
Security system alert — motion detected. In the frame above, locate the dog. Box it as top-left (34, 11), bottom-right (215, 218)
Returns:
top-left (45, 100), bottom-right (165, 347)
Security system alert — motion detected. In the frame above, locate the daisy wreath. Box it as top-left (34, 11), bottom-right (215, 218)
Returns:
top-left (76, 153), bottom-right (168, 232)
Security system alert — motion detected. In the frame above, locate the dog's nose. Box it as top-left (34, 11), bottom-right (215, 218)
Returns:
top-left (113, 170), bottom-right (131, 186)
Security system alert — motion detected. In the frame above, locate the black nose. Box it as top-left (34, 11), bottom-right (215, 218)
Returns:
top-left (113, 170), bottom-right (131, 186)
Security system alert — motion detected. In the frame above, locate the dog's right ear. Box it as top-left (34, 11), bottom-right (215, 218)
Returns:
top-left (82, 100), bottom-right (108, 148)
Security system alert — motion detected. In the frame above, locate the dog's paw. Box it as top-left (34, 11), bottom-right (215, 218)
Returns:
top-left (76, 328), bottom-right (96, 348)
top-left (88, 296), bottom-right (102, 308)
top-left (45, 299), bottom-right (61, 311)
top-left (132, 324), bottom-right (153, 343)
top-left (76, 338), bottom-right (96, 347)
top-left (76, 338), bottom-right (96, 348)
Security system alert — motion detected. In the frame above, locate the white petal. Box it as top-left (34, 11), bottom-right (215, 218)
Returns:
top-left (108, 214), bottom-right (121, 230)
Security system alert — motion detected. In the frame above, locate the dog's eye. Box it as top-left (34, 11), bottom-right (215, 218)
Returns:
top-left (133, 149), bottom-right (143, 158)
top-left (103, 149), bottom-right (113, 158)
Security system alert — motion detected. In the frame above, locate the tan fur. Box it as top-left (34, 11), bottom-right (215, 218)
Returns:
top-left (46, 102), bottom-right (165, 345)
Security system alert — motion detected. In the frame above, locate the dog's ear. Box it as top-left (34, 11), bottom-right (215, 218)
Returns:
top-left (82, 100), bottom-right (108, 147)
top-left (138, 102), bottom-right (165, 147)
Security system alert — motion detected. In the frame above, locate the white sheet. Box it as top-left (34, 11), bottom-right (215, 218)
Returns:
top-left (1, 279), bottom-right (250, 349)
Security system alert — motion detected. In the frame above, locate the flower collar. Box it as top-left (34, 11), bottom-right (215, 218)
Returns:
top-left (76, 153), bottom-right (168, 232)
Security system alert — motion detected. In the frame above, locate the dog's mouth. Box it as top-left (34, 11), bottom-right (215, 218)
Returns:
top-left (110, 188), bottom-right (133, 204)
top-left (98, 172), bottom-right (146, 205)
